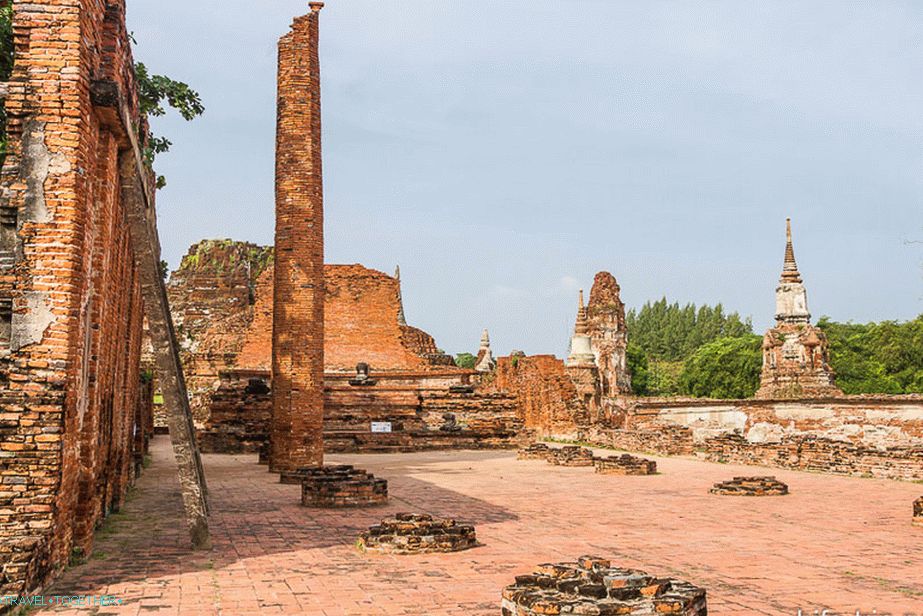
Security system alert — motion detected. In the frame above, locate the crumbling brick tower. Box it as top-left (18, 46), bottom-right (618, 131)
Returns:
top-left (0, 0), bottom-right (153, 596)
top-left (270, 2), bottom-right (326, 472)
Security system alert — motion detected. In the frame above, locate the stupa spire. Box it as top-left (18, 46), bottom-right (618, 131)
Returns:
top-left (780, 218), bottom-right (802, 284)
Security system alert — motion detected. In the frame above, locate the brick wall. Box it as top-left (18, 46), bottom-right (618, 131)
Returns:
top-left (484, 355), bottom-right (589, 437)
top-left (0, 0), bottom-right (150, 597)
top-left (200, 369), bottom-right (523, 454)
top-left (600, 396), bottom-right (923, 480)
top-left (165, 240), bottom-right (271, 423)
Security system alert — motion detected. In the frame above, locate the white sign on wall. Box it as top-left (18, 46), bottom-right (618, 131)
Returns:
top-left (371, 422), bottom-right (392, 433)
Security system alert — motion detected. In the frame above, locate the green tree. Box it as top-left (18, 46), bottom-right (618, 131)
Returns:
top-left (0, 4), bottom-right (14, 166)
top-left (625, 344), bottom-right (649, 395)
top-left (818, 316), bottom-right (923, 394)
top-left (134, 61), bottom-right (204, 187)
top-left (454, 353), bottom-right (476, 369)
top-left (678, 335), bottom-right (763, 399)
top-left (626, 297), bottom-right (753, 362)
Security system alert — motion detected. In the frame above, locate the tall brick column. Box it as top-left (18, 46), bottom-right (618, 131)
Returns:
top-left (271, 2), bottom-right (326, 472)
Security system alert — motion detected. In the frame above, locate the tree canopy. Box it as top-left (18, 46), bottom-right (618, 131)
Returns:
top-left (626, 298), bottom-right (752, 362)
top-left (454, 353), bottom-right (477, 369)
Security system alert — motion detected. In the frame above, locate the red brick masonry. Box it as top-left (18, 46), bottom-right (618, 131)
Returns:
top-left (357, 513), bottom-right (477, 555)
top-left (501, 556), bottom-right (707, 616)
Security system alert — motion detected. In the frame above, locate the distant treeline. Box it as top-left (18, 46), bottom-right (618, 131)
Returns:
top-left (626, 299), bottom-right (923, 399)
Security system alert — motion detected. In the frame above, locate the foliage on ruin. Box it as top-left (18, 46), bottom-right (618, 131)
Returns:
top-left (818, 316), bottom-right (923, 394)
top-left (678, 335), bottom-right (763, 399)
top-left (0, 4), bottom-right (13, 167)
top-left (134, 60), bottom-right (204, 188)
top-left (454, 353), bottom-right (476, 369)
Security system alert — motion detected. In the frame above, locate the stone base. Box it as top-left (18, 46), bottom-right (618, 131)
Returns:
top-left (501, 556), bottom-right (707, 616)
top-left (358, 513), bottom-right (477, 554)
top-left (594, 454), bottom-right (657, 475)
top-left (517, 443), bottom-right (552, 461)
top-left (548, 445), bottom-right (595, 467)
top-left (913, 496), bottom-right (923, 527)
top-left (292, 465), bottom-right (389, 508)
top-left (710, 476), bottom-right (789, 496)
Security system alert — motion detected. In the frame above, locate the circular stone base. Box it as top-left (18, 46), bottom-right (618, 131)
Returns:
top-left (290, 465), bottom-right (388, 508)
top-left (502, 556), bottom-right (707, 616)
top-left (594, 454), bottom-right (657, 475)
top-left (358, 513), bottom-right (477, 554)
top-left (710, 476), bottom-right (789, 496)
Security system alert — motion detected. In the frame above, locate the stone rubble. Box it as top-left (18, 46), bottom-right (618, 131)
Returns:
top-left (357, 513), bottom-right (477, 554)
top-left (710, 476), bottom-right (789, 496)
top-left (501, 556), bottom-right (707, 616)
top-left (594, 454), bottom-right (657, 475)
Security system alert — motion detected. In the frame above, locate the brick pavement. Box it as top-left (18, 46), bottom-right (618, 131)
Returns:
top-left (36, 436), bottom-right (923, 615)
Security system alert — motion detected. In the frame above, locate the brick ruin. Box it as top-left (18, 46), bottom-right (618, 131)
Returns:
top-left (594, 453), bottom-right (657, 475)
top-left (517, 443), bottom-right (657, 475)
top-left (270, 1), bottom-right (327, 473)
top-left (164, 247), bottom-right (523, 453)
top-left (165, 240), bottom-right (272, 424)
top-left (297, 465), bottom-right (388, 508)
top-left (710, 476), bottom-right (789, 496)
top-left (756, 219), bottom-right (840, 399)
top-left (0, 0), bottom-right (187, 597)
top-left (501, 556), bottom-right (707, 616)
top-left (358, 513), bottom-right (478, 555)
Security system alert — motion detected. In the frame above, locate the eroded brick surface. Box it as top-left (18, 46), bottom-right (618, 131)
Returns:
top-left (358, 513), bottom-right (477, 555)
top-left (594, 454), bottom-right (657, 476)
top-left (0, 0), bottom-right (151, 597)
top-left (710, 476), bottom-right (789, 497)
top-left (501, 557), bottom-right (707, 616)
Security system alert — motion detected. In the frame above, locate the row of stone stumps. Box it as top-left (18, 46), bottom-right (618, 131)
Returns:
top-left (501, 556), bottom-right (708, 616)
top-left (517, 443), bottom-right (658, 475)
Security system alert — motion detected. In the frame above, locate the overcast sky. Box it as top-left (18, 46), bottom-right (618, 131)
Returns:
top-left (128, 1), bottom-right (922, 357)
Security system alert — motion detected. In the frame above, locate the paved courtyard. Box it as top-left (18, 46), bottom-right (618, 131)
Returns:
top-left (40, 436), bottom-right (923, 615)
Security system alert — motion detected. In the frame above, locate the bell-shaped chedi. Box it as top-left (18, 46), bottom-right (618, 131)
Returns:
top-left (586, 272), bottom-right (632, 395)
top-left (755, 219), bottom-right (841, 399)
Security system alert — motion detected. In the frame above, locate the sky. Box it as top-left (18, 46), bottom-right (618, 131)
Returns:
top-left (128, 1), bottom-right (923, 357)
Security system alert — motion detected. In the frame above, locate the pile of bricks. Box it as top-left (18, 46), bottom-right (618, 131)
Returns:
top-left (501, 556), bottom-right (707, 616)
top-left (594, 454), bottom-right (657, 476)
top-left (710, 476), bottom-right (789, 496)
top-left (913, 496), bottom-right (922, 527)
top-left (517, 443), bottom-right (553, 461)
top-left (289, 465), bottom-right (389, 508)
top-left (548, 446), bottom-right (596, 467)
top-left (357, 513), bottom-right (477, 554)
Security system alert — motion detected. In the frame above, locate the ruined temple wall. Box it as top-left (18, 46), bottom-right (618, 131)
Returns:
top-left (200, 369), bottom-right (522, 454)
top-left (484, 355), bottom-right (588, 438)
top-left (0, 0), bottom-right (148, 596)
top-left (580, 396), bottom-right (923, 480)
